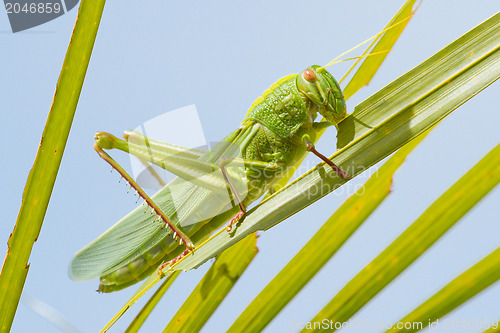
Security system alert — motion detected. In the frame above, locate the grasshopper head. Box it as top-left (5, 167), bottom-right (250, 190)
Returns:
top-left (296, 65), bottom-right (346, 124)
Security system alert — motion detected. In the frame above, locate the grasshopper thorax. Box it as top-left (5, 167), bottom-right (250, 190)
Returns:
top-left (296, 65), bottom-right (346, 124)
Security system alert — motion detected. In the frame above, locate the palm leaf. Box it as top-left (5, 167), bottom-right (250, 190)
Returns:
top-left (0, 2), bottom-right (106, 332)
top-left (102, 10), bottom-right (500, 332)
top-left (304, 143), bottom-right (500, 332)
top-left (162, 234), bottom-right (257, 332)
top-left (389, 244), bottom-right (500, 332)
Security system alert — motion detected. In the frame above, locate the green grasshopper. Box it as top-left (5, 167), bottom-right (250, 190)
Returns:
top-left (68, 7), bottom-right (409, 290)
top-left (69, 65), bottom-right (349, 292)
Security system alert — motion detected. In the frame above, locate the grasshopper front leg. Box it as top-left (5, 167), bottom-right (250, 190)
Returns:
top-left (300, 128), bottom-right (351, 180)
top-left (305, 143), bottom-right (351, 180)
top-left (94, 132), bottom-right (195, 252)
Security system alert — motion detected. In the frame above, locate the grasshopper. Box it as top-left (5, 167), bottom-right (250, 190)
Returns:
top-left (69, 65), bottom-right (348, 292)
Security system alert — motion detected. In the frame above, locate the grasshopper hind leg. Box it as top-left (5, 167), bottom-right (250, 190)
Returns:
top-left (94, 132), bottom-right (195, 251)
top-left (157, 248), bottom-right (191, 272)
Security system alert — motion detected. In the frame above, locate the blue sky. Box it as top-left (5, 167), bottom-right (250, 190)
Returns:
top-left (1, 1), bottom-right (499, 332)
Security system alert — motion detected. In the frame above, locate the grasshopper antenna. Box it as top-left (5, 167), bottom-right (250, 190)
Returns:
top-left (337, 50), bottom-right (391, 84)
top-left (318, 49), bottom-right (392, 82)
top-left (317, 13), bottom-right (413, 73)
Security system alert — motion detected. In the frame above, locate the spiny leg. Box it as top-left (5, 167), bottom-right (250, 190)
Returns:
top-left (158, 249), bottom-right (191, 272)
top-left (94, 132), bottom-right (194, 252)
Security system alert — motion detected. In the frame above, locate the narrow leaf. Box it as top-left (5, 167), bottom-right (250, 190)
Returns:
top-left (125, 271), bottom-right (180, 333)
top-left (0, 1), bottom-right (106, 332)
top-left (388, 246), bottom-right (500, 333)
top-left (303, 144), bottom-right (500, 332)
top-left (163, 234), bottom-right (258, 333)
top-left (342, 0), bottom-right (417, 99)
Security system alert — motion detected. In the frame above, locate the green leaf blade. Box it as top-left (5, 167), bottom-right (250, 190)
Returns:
top-left (388, 246), bottom-right (500, 333)
top-left (163, 234), bottom-right (258, 333)
top-left (342, 0), bottom-right (417, 99)
top-left (125, 271), bottom-right (180, 333)
top-left (303, 144), bottom-right (500, 332)
top-left (0, 2), bottom-right (106, 332)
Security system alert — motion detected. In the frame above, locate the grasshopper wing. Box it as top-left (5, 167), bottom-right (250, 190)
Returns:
top-left (69, 128), bottom-right (249, 281)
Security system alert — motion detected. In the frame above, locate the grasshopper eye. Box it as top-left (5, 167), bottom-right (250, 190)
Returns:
top-left (303, 69), bottom-right (317, 82)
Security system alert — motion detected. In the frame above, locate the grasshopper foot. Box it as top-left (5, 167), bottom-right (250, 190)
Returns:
top-left (158, 248), bottom-right (191, 274)
top-left (227, 210), bottom-right (245, 232)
